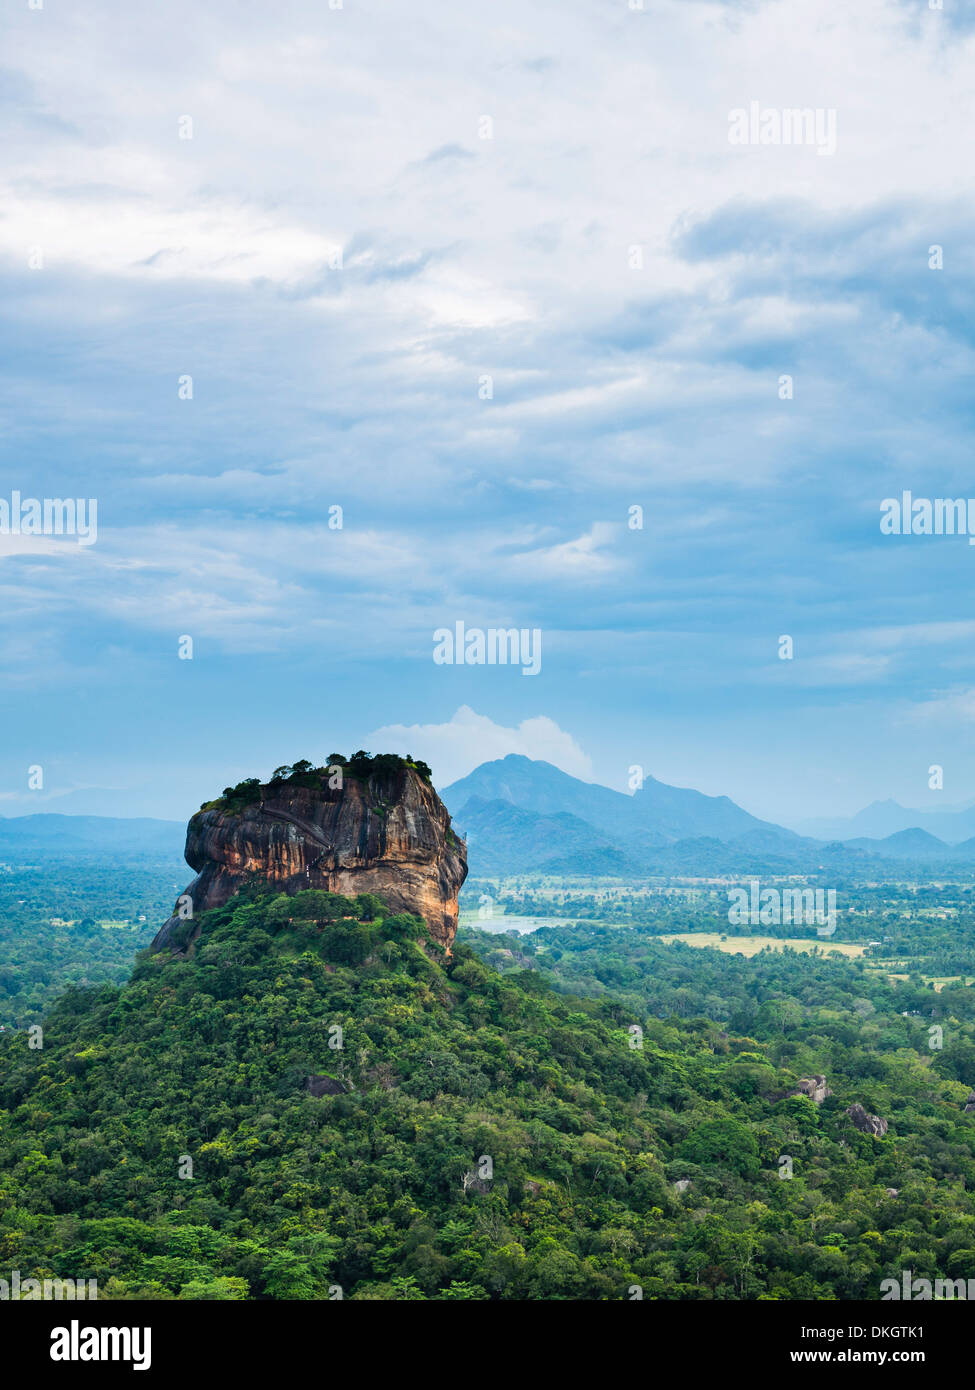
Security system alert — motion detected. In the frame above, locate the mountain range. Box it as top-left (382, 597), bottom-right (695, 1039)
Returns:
top-left (0, 814), bottom-right (184, 860)
top-left (6, 759), bottom-right (975, 877)
top-left (442, 756), bottom-right (975, 875)
top-left (442, 755), bottom-right (794, 845)
top-left (793, 798), bottom-right (975, 845)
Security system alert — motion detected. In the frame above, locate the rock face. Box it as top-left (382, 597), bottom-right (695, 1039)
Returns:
top-left (794, 1075), bottom-right (833, 1105)
top-left (847, 1102), bottom-right (888, 1137)
top-left (151, 765), bottom-right (467, 954)
top-left (964, 1091), bottom-right (975, 1114)
top-left (771, 1073), bottom-right (833, 1106)
top-left (307, 1074), bottom-right (346, 1098)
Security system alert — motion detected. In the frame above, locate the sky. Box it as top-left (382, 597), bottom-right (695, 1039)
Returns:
top-left (2, 0), bottom-right (974, 827)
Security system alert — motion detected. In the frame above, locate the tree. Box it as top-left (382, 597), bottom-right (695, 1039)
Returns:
top-left (679, 1119), bottom-right (760, 1177)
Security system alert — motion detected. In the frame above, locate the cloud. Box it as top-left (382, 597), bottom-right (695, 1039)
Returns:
top-left (901, 688), bottom-right (975, 726)
top-left (368, 706), bottom-right (594, 787)
top-left (2, 0), bottom-right (974, 818)
top-left (420, 144), bottom-right (475, 164)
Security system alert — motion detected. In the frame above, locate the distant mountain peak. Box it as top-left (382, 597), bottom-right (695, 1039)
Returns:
top-left (795, 794), bottom-right (975, 846)
top-left (442, 754), bottom-right (789, 856)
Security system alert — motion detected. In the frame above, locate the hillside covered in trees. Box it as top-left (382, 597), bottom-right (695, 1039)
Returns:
top-left (2, 888), bottom-right (975, 1299)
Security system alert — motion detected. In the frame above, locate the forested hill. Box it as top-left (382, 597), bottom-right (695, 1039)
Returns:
top-left (2, 888), bottom-right (974, 1299)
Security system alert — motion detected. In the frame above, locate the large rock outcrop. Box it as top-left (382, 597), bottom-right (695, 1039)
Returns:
top-left (152, 763), bottom-right (467, 954)
top-left (847, 1102), bottom-right (888, 1137)
top-left (794, 1075), bottom-right (833, 1105)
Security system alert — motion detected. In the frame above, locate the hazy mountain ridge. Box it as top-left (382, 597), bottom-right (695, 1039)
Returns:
top-left (795, 797), bottom-right (975, 845)
top-left (0, 814), bottom-right (185, 858)
top-left (8, 762), bottom-right (975, 878)
top-left (457, 796), bottom-right (644, 876)
top-left (443, 754), bottom-right (788, 845)
top-left (446, 757), bottom-right (975, 876)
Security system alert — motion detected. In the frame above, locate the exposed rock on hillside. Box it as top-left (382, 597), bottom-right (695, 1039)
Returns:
top-left (794, 1075), bottom-right (833, 1105)
top-left (847, 1102), bottom-right (888, 1137)
top-left (151, 761), bottom-right (467, 954)
top-left (771, 1073), bottom-right (833, 1106)
top-left (307, 1074), bottom-right (346, 1098)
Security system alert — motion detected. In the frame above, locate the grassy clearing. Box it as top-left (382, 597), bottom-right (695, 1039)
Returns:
top-left (656, 931), bottom-right (866, 959)
top-left (865, 970), bottom-right (975, 992)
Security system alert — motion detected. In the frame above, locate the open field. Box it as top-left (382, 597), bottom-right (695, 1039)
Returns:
top-left (657, 932), bottom-right (866, 958)
top-left (866, 971), bottom-right (975, 992)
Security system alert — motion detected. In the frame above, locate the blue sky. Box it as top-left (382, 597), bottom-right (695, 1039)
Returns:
top-left (2, 0), bottom-right (974, 826)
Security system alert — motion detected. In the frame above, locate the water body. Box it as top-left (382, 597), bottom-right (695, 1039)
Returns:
top-left (459, 913), bottom-right (572, 936)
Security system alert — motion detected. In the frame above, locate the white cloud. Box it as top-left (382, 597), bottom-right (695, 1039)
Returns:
top-left (8, 0), bottom-right (974, 340)
top-left (368, 705), bottom-right (593, 786)
top-left (0, 190), bottom-right (343, 286)
top-left (3, 0), bottom-right (975, 817)
top-left (902, 688), bottom-right (975, 726)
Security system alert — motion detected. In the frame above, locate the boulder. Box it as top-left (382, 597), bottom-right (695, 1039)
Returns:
top-left (847, 1102), bottom-right (888, 1137)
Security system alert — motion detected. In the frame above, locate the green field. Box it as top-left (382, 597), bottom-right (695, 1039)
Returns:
top-left (867, 970), bottom-right (975, 992)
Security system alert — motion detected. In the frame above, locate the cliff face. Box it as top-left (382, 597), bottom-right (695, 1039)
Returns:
top-left (152, 766), bottom-right (467, 953)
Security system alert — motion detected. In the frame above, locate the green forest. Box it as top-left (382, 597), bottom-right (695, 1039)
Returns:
top-left (0, 864), bottom-right (178, 1029)
top-left (2, 886), bottom-right (975, 1299)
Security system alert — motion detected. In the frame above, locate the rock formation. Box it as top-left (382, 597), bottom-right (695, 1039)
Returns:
top-left (847, 1102), bottom-right (888, 1137)
top-left (307, 1074), bottom-right (346, 1098)
top-left (964, 1091), bottom-right (975, 1114)
top-left (152, 760), bottom-right (467, 954)
top-left (793, 1075), bottom-right (832, 1105)
top-left (771, 1073), bottom-right (833, 1105)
